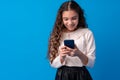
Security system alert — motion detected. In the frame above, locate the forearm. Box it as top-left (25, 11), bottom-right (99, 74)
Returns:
top-left (50, 55), bottom-right (63, 68)
top-left (75, 50), bottom-right (88, 65)
top-left (60, 55), bottom-right (66, 64)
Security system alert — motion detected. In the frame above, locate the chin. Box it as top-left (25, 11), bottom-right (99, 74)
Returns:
top-left (68, 29), bottom-right (75, 32)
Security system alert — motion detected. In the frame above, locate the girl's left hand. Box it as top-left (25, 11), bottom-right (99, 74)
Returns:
top-left (65, 45), bottom-right (80, 56)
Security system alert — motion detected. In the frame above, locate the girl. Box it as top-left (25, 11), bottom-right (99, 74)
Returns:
top-left (48, 1), bottom-right (96, 80)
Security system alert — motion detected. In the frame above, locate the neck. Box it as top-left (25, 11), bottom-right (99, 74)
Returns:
top-left (63, 28), bottom-right (78, 33)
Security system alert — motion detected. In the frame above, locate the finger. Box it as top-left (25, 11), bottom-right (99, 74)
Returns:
top-left (61, 50), bottom-right (71, 54)
top-left (65, 46), bottom-right (73, 51)
top-left (60, 46), bottom-right (67, 49)
top-left (60, 47), bottom-right (66, 51)
top-left (60, 53), bottom-right (66, 57)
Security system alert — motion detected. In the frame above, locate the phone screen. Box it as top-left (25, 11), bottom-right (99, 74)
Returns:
top-left (64, 40), bottom-right (74, 49)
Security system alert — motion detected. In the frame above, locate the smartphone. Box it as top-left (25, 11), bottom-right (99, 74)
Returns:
top-left (64, 39), bottom-right (74, 49)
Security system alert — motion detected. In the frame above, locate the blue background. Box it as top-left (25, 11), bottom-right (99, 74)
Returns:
top-left (0, 0), bottom-right (120, 80)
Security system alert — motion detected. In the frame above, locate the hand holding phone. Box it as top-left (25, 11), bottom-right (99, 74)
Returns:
top-left (64, 39), bottom-right (74, 49)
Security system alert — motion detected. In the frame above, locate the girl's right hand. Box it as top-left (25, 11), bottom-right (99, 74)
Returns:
top-left (59, 46), bottom-right (71, 63)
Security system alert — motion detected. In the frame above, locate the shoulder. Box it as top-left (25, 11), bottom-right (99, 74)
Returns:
top-left (77, 28), bottom-right (95, 39)
top-left (76, 28), bottom-right (93, 35)
top-left (68, 28), bottom-right (93, 39)
top-left (83, 28), bottom-right (95, 40)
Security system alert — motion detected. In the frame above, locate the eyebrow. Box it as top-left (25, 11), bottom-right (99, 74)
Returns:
top-left (72, 16), bottom-right (78, 18)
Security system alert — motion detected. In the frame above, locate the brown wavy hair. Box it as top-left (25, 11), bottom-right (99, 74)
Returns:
top-left (48, 1), bottom-right (88, 63)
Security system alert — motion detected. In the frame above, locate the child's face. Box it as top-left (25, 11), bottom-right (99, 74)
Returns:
top-left (62, 10), bottom-right (79, 32)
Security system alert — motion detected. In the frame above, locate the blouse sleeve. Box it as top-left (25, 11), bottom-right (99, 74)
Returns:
top-left (50, 55), bottom-right (63, 68)
top-left (85, 30), bottom-right (96, 68)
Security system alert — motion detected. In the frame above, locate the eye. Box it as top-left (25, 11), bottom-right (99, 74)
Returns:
top-left (63, 18), bottom-right (68, 21)
top-left (72, 16), bottom-right (78, 20)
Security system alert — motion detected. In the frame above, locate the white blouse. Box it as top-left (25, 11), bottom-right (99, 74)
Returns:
top-left (50, 28), bottom-right (96, 68)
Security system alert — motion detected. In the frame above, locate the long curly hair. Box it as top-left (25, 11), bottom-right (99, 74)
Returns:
top-left (48, 1), bottom-right (88, 63)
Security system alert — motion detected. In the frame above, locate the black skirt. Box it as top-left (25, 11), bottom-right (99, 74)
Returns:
top-left (55, 66), bottom-right (92, 80)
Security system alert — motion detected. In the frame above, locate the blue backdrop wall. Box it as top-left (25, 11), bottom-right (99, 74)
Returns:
top-left (0, 0), bottom-right (120, 80)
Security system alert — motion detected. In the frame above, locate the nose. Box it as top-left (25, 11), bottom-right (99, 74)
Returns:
top-left (68, 20), bottom-right (73, 25)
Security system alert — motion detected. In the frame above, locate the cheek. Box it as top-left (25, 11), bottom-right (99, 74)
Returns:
top-left (63, 21), bottom-right (67, 26)
top-left (75, 19), bottom-right (79, 24)
top-left (74, 20), bottom-right (79, 26)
